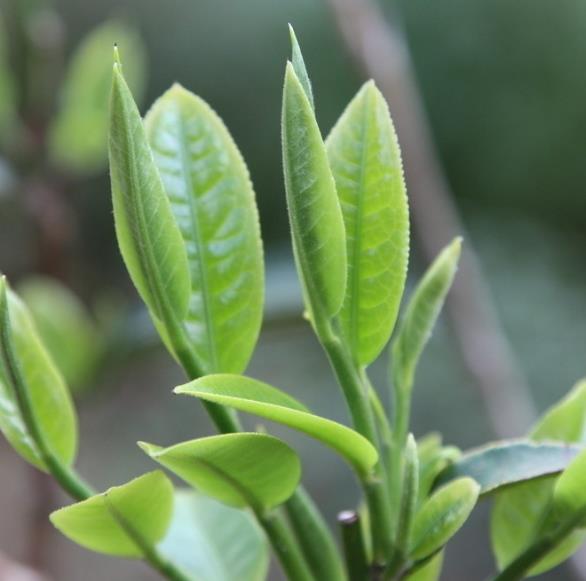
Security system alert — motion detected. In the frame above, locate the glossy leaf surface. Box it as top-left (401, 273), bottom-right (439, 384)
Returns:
top-left (326, 81), bottom-right (409, 365)
top-left (158, 490), bottom-right (268, 581)
top-left (50, 471), bottom-right (173, 558)
top-left (109, 61), bottom-right (190, 324)
top-left (409, 477), bottom-right (479, 561)
top-left (491, 381), bottom-right (586, 575)
top-left (175, 374), bottom-right (377, 476)
top-left (140, 433), bottom-right (300, 512)
top-left (145, 85), bottom-right (264, 374)
top-left (392, 238), bottom-right (461, 391)
top-left (435, 441), bottom-right (581, 495)
top-left (282, 62), bottom-right (347, 320)
top-left (0, 279), bottom-right (77, 470)
top-left (50, 21), bottom-right (145, 173)
top-left (19, 277), bottom-right (100, 391)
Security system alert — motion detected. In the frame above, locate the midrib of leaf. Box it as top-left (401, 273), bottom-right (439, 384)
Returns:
top-left (346, 90), bottom-right (371, 360)
top-left (175, 107), bottom-right (218, 372)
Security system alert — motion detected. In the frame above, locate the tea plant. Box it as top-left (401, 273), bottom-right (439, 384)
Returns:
top-left (1, 27), bottom-right (585, 581)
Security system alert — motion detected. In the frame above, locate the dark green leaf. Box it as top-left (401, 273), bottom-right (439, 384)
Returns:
top-left (140, 433), bottom-right (300, 512)
top-left (326, 81), bottom-right (409, 365)
top-left (175, 374), bottom-right (378, 477)
top-left (158, 490), bottom-right (268, 581)
top-left (282, 62), bottom-right (347, 321)
top-left (435, 440), bottom-right (581, 495)
top-left (0, 277), bottom-right (77, 470)
top-left (109, 58), bottom-right (190, 325)
top-left (409, 477), bottom-right (479, 561)
top-left (50, 21), bottom-right (146, 173)
top-left (0, 12), bottom-right (16, 139)
top-left (50, 471), bottom-right (173, 558)
top-left (391, 238), bottom-right (461, 392)
top-left (145, 85), bottom-right (264, 374)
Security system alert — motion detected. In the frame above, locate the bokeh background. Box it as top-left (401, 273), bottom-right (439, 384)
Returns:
top-left (0, 0), bottom-right (585, 579)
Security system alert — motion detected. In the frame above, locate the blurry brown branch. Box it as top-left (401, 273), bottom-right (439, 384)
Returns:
top-left (324, 0), bottom-right (536, 438)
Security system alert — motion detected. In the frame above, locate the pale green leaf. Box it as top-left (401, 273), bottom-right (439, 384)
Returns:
top-left (409, 477), bottom-right (479, 561)
top-left (50, 471), bottom-right (173, 558)
top-left (288, 25), bottom-right (314, 109)
top-left (282, 62), bottom-right (347, 320)
top-left (158, 490), bottom-right (268, 581)
top-left (554, 448), bottom-right (586, 519)
top-left (435, 441), bottom-right (581, 495)
top-left (491, 381), bottom-right (586, 575)
top-left (109, 60), bottom-right (190, 324)
top-left (140, 433), bottom-right (300, 512)
top-left (0, 278), bottom-right (77, 470)
top-left (404, 551), bottom-right (444, 581)
top-left (18, 277), bottom-right (100, 391)
top-left (326, 81), bottom-right (409, 365)
top-left (392, 238), bottom-right (461, 392)
top-left (50, 21), bottom-right (146, 173)
top-left (175, 374), bottom-right (378, 477)
top-left (145, 84), bottom-right (264, 374)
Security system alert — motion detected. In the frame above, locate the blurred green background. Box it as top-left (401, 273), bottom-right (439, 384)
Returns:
top-left (0, 0), bottom-right (585, 579)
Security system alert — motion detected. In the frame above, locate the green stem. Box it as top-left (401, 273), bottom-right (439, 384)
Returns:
top-left (257, 509), bottom-right (315, 581)
top-left (323, 334), bottom-right (393, 563)
top-left (338, 510), bottom-right (369, 581)
top-left (490, 511), bottom-right (585, 581)
top-left (285, 487), bottom-right (347, 581)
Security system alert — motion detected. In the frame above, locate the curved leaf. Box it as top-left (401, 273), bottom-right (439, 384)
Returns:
top-left (409, 477), bottom-right (479, 561)
top-left (50, 471), bottom-right (173, 558)
top-left (140, 433), bottom-right (300, 512)
top-left (491, 381), bottom-right (586, 575)
top-left (50, 21), bottom-right (146, 173)
top-left (326, 81), bottom-right (409, 365)
top-left (109, 59), bottom-right (190, 324)
top-left (435, 440), bottom-right (582, 495)
top-left (175, 374), bottom-right (378, 477)
top-left (391, 238), bottom-right (461, 392)
top-left (282, 62), bottom-right (347, 320)
top-left (158, 490), bottom-right (268, 581)
top-left (0, 278), bottom-right (77, 469)
top-left (554, 448), bottom-right (586, 519)
top-left (18, 277), bottom-right (100, 391)
top-left (145, 84), bottom-right (264, 374)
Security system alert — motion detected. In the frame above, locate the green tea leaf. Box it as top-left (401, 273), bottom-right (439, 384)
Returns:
top-left (418, 440), bottom-right (460, 506)
top-left (282, 62), bottom-right (347, 321)
top-left (491, 380), bottom-right (586, 575)
top-left (288, 25), bottom-right (314, 109)
top-left (391, 238), bottom-right (461, 392)
top-left (158, 490), bottom-right (268, 581)
top-left (50, 21), bottom-right (146, 173)
top-left (18, 277), bottom-right (100, 391)
top-left (326, 81), bottom-right (409, 365)
top-left (140, 433), bottom-right (300, 512)
top-left (109, 59), bottom-right (190, 325)
top-left (404, 551), bottom-right (444, 581)
top-left (435, 441), bottom-right (581, 495)
top-left (0, 278), bottom-right (77, 470)
top-left (175, 374), bottom-right (378, 477)
top-left (409, 477), bottom-right (479, 561)
top-left (554, 448), bottom-right (586, 519)
top-left (145, 84), bottom-right (264, 374)
top-left (50, 471), bottom-right (173, 558)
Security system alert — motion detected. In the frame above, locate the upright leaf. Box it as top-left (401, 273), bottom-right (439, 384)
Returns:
top-left (327, 81), bottom-right (409, 365)
top-left (145, 84), bottom-right (264, 374)
top-left (391, 238), bottom-right (461, 392)
top-left (288, 25), bottom-right (314, 109)
top-left (158, 490), bottom-right (269, 581)
top-left (0, 277), bottom-right (77, 470)
top-left (282, 62), bottom-right (347, 322)
top-left (491, 380), bottom-right (586, 576)
top-left (409, 477), bottom-right (479, 561)
top-left (50, 21), bottom-right (146, 173)
top-left (175, 374), bottom-right (378, 477)
top-left (140, 433), bottom-right (300, 512)
top-left (109, 58), bottom-right (190, 326)
top-left (50, 471), bottom-right (173, 558)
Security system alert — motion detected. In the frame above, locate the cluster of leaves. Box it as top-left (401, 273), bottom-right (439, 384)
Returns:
top-left (0, 25), bottom-right (585, 581)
